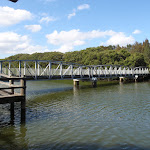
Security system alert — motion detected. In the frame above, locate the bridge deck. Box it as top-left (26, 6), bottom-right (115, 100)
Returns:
top-left (0, 60), bottom-right (149, 80)
top-left (0, 74), bottom-right (26, 102)
top-left (0, 73), bottom-right (26, 123)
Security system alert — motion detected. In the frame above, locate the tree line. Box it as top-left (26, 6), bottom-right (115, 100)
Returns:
top-left (1, 39), bottom-right (150, 68)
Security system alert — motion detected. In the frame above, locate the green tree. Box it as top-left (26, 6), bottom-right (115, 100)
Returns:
top-left (143, 39), bottom-right (150, 66)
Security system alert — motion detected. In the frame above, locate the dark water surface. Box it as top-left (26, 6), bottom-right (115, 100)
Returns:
top-left (0, 80), bottom-right (150, 150)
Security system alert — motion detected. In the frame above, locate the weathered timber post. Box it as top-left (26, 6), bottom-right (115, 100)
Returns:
top-left (73, 79), bottom-right (80, 86)
top-left (9, 79), bottom-right (15, 124)
top-left (20, 77), bottom-right (26, 124)
top-left (9, 79), bottom-right (14, 94)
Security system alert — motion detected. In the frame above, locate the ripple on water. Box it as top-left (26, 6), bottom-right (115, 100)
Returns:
top-left (0, 81), bottom-right (150, 149)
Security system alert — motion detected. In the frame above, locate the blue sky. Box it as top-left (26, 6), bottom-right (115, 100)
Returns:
top-left (0, 0), bottom-right (150, 58)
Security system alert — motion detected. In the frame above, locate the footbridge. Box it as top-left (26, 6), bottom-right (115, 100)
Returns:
top-left (0, 60), bottom-right (149, 124)
top-left (0, 60), bottom-right (149, 80)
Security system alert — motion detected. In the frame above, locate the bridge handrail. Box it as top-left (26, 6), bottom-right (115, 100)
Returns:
top-left (0, 60), bottom-right (149, 69)
top-left (0, 60), bottom-right (149, 79)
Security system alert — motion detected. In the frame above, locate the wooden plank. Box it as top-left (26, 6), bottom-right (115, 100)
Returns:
top-left (0, 73), bottom-right (25, 80)
top-left (0, 86), bottom-right (25, 90)
top-left (0, 90), bottom-right (11, 96)
top-left (0, 77), bottom-right (24, 80)
top-left (0, 81), bottom-right (10, 86)
top-left (0, 94), bottom-right (24, 104)
top-left (0, 81), bottom-right (24, 88)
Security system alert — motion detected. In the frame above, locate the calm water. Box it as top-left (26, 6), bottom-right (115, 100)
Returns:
top-left (0, 80), bottom-right (150, 150)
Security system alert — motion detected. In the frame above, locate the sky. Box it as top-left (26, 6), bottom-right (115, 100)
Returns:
top-left (0, 0), bottom-right (150, 58)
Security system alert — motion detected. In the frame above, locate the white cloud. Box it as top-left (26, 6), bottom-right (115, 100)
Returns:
top-left (39, 16), bottom-right (56, 24)
top-left (0, 6), bottom-right (32, 26)
top-left (46, 29), bottom-right (135, 52)
top-left (68, 12), bottom-right (76, 19)
top-left (77, 4), bottom-right (90, 10)
top-left (0, 32), bottom-right (48, 55)
top-left (46, 29), bottom-right (116, 52)
top-left (25, 25), bottom-right (42, 32)
top-left (68, 4), bottom-right (90, 19)
top-left (132, 29), bottom-right (141, 34)
top-left (101, 32), bottom-right (135, 46)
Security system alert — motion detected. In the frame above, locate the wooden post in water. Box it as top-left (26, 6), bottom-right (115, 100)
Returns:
top-left (9, 79), bottom-right (15, 124)
top-left (20, 77), bottom-right (26, 124)
top-left (135, 75), bottom-right (138, 82)
top-left (119, 77), bottom-right (124, 82)
top-left (92, 77), bottom-right (97, 87)
top-left (92, 80), bottom-right (97, 87)
top-left (73, 79), bottom-right (80, 86)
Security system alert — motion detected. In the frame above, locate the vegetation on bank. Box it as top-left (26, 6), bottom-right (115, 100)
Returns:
top-left (1, 39), bottom-right (150, 68)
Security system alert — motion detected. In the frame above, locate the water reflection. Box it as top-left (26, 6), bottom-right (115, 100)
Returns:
top-left (0, 81), bottom-right (150, 149)
top-left (73, 86), bottom-right (80, 96)
top-left (0, 124), bottom-right (28, 149)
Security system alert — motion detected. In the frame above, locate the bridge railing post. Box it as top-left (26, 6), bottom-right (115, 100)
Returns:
top-left (123, 67), bottom-right (126, 76)
top-left (132, 68), bottom-right (134, 76)
top-left (60, 62), bottom-right (63, 78)
top-left (118, 67), bottom-right (120, 76)
top-left (9, 61), bottom-right (11, 76)
top-left (105, 67), bottom-right (107, 77)
top-left (94, 67), bottom-right (97, 76)
top-left (19, 61), bottom-right (21, 77)
top-left (24, 61), bottom-right (26, 76)
top-left (80, 66), bottom-right (83, 78)
top-left (71, 64), bottom-right (74, 78)
top-left (35, 61), bottom-right (37, 80)
top-left (115, 67), bottom-right (117, 76)
top-left (49, 62), bottom-right (51, 79)
top-left (91, 67), bottom-right (93, 77)
top-left (98, 66), bottom-right (100, 77)
top-left (88, 67), bottom-right (91, 78)
top-left (109, 66), bottom-right (112, 77)
top-left (38, 62), bottom-right (40, 76)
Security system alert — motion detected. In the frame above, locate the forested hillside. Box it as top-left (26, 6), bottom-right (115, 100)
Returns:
top-left (2, 39), bottom-right (150, 68)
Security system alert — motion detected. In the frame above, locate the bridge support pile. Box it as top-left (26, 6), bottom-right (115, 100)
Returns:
top-left (0, 74), bottom-right (26, 124)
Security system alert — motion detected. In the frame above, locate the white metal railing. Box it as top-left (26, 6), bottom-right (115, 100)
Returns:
top-left (0, 60), bottom-right (149, 79)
